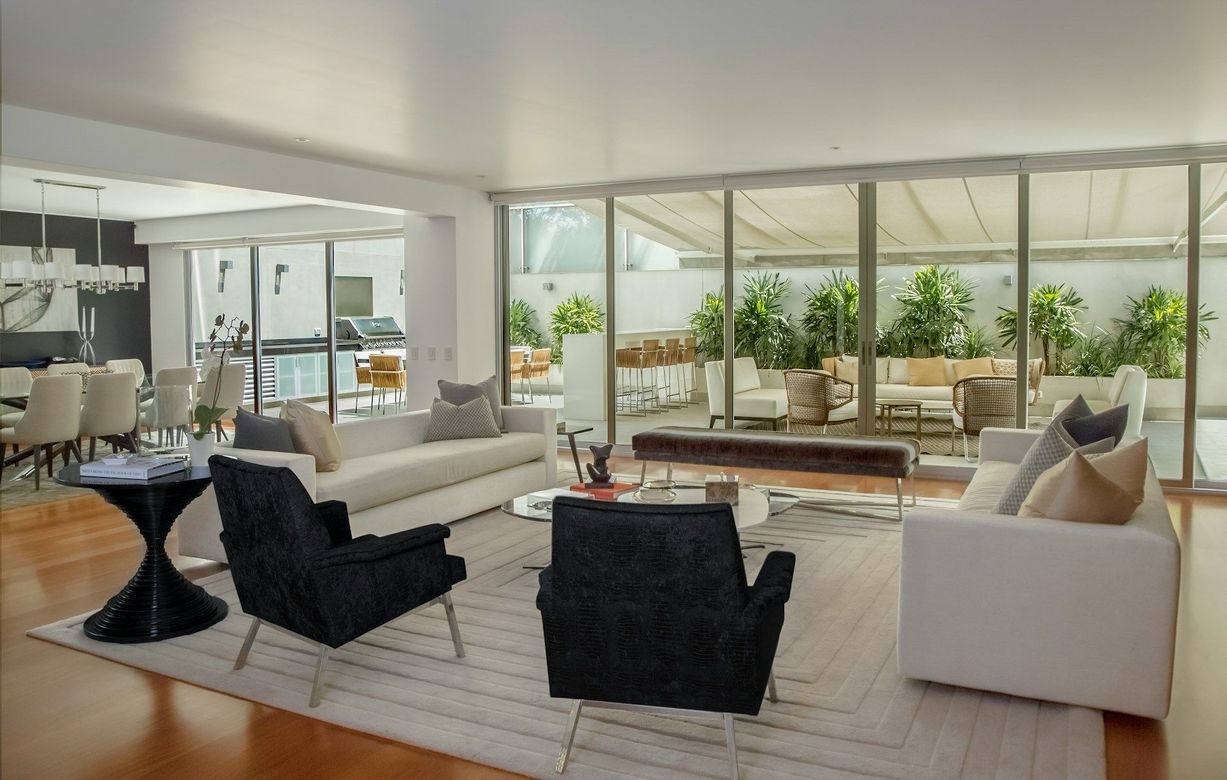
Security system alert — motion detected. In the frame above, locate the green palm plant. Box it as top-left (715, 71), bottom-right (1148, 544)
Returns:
top-left (888, 265), bottom-right (976, 358)
top-left (798, 271), bottom-right (860, 367)
top-left (996, 283), bottom-right (1084, 374)
top-left (958, 326), bottom-right (998, 359)
top-left (1067, 326), bottom-right (1136, 377)
top-left (508, 298), bottom-right (544, 348)
top-left (548, 293), bottom-right (604, 363)
top-left (733, 272), bottom-right (796, 369)
top-left (1114, 286), bottom-right (1217, 378)
top-left (687, 288), bottom-right (725, 363)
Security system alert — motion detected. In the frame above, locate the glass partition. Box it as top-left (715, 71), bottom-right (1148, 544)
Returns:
top-left (332, 237), bottom-right (406, 417)
top-left (611, 191), bottom-right (724, 444)
top-left (508, 202), bottom-right (607, 441)
top-left (256, 243), bottom-right (327, 417)
top-left (1196, 162), bottom-right (1227, 486)
top-left (873, 175), bottom-right (1018, 460)
top-left (189, 247), bottom-right (254, 409)
top-left (1031, 165), bottom-right (1188, 479)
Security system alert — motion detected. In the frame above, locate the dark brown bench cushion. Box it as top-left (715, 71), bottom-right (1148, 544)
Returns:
top-left (631, 426), bottom-right (918, 479)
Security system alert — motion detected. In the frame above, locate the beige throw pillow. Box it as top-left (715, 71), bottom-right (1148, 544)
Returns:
top-left (954, 356), bottom-right (994, 380)
top-left (279, 399), bottom-right (343, 472)
top-left (907, 356), bottom-right (948, 386)
top-left (1019, 438), bottom-right (1148, 524)
top-left (835, 356), bottom-right (858, 384)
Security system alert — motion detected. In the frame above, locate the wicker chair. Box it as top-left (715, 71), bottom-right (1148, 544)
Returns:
top-left (525, 348), bottom-right (552, 402)
top-left (352, 353), bottom-right (373, 413)
top-left (952, 375), bottom-right (1017, 460)
top-left (783, 369), bottom-right (855, 433)
top-left (368, 354), bottom-right (406, 414)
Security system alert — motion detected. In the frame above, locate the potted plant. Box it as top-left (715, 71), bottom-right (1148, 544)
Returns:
top-left (733, 272), bottom-right (796, 369)
top-left (798, 271), bottom-right (861, 367)
top-left (1115, 285), bottom-right (1216, 379)
top-left (189, 314), bottom-right (249, 464)
top-left (547, 293), bottom-right (604, 363)
top-left (509, 298), bottom-right (544, 348)
top-left (996, 283), bottom-right (1085, 374)
top-left (687, 289), bottom-right (725, 364)
top-left (887, 265), bottom-right (975, 358)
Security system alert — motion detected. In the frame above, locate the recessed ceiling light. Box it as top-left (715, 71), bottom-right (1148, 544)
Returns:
top-left (294, 137), bottom-right (310, 143)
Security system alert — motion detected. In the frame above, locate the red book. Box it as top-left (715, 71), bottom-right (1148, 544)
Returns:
top-left (568, 482), bottom-right (639, 501)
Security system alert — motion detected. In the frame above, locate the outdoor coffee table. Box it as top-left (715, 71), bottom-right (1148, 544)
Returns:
top-left (875, 399), bottom-right (923, 442)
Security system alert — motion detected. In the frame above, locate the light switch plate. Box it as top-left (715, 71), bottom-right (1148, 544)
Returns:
top-left (443, 347), bottom-right (453, 361)
top-left (427, 346), bottom-right (437, 361)
top-left (410, 347), bottom-right (419, 360)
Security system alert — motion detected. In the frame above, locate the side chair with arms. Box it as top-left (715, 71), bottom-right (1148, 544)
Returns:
top-left (0, 374), bottom-right (83, 489)
top-left (352, 353), bottom-right (373, 413)
top-left (783, 369), bottom-right (856, 433)
top-left (0, 366), bottom-right (33, 430)
top-left (368, 354), bottom-right (407, 414)
top-left (209, 456), bottom-right (468, 708)
top-left (525, 348), bottom-right (552, 402)
top-left (538, 497), bottom-right (795, 779)
top-left (104, 358), bottom-right (147, 388)
top-left (952, 375), bottom-right (1017, 460)
top-left (141, 367), bottom-right (199, 446)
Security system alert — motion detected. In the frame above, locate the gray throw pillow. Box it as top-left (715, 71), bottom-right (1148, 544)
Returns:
top-left (1063, 403), bottom-right (1129, 447)
top-left (424, 396), bottom-right (502, 442)
top-left (232, 407), bottom-right (295, 453)
top-left (992, 396), bottom-right (1110, 515)
top-left (438, 375), bottom-right (503, 431)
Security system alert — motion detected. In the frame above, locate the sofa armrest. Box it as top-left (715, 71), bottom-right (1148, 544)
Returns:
top-left (500, 405), bottom-right (557, 487)
top-left (899, 506), bottom-right (1179, 718)
top-left (977, 427), bottom-right (1041, 464)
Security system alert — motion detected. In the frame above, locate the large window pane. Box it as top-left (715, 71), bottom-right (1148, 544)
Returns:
top-left (332, 237), bottom-right (406, 417)
top-left (257, 243), bottom-right (327, 416)
top-left (189, 247), bottom-right (254, 410)
top-left (610, 191), bottom-right (724, 444)
top-left (508, 203), bottom-right (606, 442)
top-left (1031, 166), bottom-right (1188, 480)
top-left (1196, 162), bottom-right (1227, 485)
top-left (874, 175), bottom-right (1017, 461)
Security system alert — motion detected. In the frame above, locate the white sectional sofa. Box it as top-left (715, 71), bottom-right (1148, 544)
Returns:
top-left (705, 357), bottom-right (789, 428)
top-left (821, 355), bottom-right (1043, 407)
top-left (898, 427), bottom-right (1180, 718)
top-left (178, 405), bottom-right (556, 563)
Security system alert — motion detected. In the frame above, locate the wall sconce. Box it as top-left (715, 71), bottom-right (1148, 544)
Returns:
top-left (399, 269), bottom-right (405, 295)
top-left (542, 281), bottom-right (554, 291)
top-left (274, 263), bottom-right (290, 294)
top-left (217, 260), bottom-right (233, 292)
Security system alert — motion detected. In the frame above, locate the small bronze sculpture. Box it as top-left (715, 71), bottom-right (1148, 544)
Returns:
top-left (585, 444), bottom-right (614, 488)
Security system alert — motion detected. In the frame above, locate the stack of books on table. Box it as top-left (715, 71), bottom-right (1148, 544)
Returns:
top-left (79, 456), bottom-right (187, 480)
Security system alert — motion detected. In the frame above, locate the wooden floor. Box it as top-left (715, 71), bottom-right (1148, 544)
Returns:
top-left (1, 456), bottom-right (1223, 779)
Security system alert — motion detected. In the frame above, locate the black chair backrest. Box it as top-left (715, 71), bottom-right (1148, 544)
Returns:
top-left (209, 456), bottom-right (332, 629)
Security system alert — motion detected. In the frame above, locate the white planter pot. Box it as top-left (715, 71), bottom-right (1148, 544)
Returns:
top-left (187, 434), bottom-right (215, 467)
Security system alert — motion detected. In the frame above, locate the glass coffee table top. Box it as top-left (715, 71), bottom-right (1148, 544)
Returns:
top-left (502, 485), bottom-right (799, 530)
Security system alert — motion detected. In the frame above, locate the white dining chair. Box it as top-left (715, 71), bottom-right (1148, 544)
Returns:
top-left (197, 363), bottom-right (246, 440)
top-left (80, 371), bottom-right (138, 461)
top-left (0, 366), bottom-right (33, 430)
top-left (1, 374), bottom-right (83, 489)
top-left (140, 367), bottom-right (199, 446)
top-left (46, 362), bottom-right (93, 390)
top-left (105, 358), bottom-right (148, 388)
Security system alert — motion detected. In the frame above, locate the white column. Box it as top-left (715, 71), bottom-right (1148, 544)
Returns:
top-left (147, 244), bottom-right (189, 372)
top-left (404, 215), bottom-right (458, 409)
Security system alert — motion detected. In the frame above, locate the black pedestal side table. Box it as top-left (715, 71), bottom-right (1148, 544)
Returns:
top-left (55, 463), bottom-right (228, 643)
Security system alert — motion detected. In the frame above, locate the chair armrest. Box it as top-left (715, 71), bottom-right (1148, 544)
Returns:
top-left (977, 427), bottom-right (1041, 464)
top-left (314, 500), bottom-right (352, 545)
top-left (309, 523), bottom-right (451, 569)
top-left (742, 551), bottom-right (795, 621)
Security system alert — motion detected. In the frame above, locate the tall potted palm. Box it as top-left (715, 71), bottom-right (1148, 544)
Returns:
top-left (733, 272), bottom-right (796, 369)
top-left (887, 265), bottom-right (975, 357)
top-left (996, 283), bottom-right (1084, 374)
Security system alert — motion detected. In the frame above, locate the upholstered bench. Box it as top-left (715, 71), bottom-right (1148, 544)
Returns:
top-left (631, 426), bottom-right (919, 520)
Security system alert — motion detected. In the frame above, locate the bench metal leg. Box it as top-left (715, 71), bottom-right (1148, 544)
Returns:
top-left (895, 478), bottom-right (904, 522)
top-left (640, 460), bottom-right (647, 483)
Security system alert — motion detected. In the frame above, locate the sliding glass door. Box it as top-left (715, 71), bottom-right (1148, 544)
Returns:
top-left (255, 243), bottom-right (327, 417)
top-left (1195, 162), bottom-right (1227, 487)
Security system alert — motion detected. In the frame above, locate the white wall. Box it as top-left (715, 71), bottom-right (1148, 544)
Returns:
top-left (2, 105), bottom-right (496, 405)
top-left (147, 244), bottom-right (187, 372)
top-left (404, 215), bottom-right (458, 408)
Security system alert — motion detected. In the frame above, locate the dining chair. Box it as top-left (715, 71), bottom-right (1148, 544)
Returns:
top-left (141, 367), bottom-right (199, 446)
top-left (509, 349), bottom-right (529, 403)
top-left (198, 363), bottom-right (248, 439)
top-left (525, 348), bottom-right (552, 402)
top-left (46, 362), bottom-right (93, 390)
top-left (1, 374), bottom-right (83, 489)
top-left (352, 353), bottom-right (373, 413)
top-left (79, 371), bottom-right (138, 460)
top-left (368, 354), bottom-right (407, 414)
top-left (0, 366), bottom-right (33, 430)
top-left (104, 358), bottom-right (148, 388)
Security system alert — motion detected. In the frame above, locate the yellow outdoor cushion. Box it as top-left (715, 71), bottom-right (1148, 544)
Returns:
top-left (907, 356), bottom-right (948, 386)
top-left (954, 357), bottom-right (994, 380)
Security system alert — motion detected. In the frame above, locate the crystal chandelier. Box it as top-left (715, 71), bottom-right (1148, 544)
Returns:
top-left (0, 178), bottom-right (145, 294)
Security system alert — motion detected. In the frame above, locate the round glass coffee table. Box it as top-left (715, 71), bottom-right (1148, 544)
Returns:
top-left (502, 485), bottom-right (799, 530)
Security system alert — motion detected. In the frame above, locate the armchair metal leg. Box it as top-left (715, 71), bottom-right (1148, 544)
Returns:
top-left (234, 617), bottom-right (262, 669)
top-left (895, 478), bottom-right (904, 522)
top-left (767, 671), bottom-right (778, 703)
top-left (309, 643), bottom-right (330, 708)
top-left (441, 592), bottom-right (465, 658)
top-left (555, 700), bottom-right (583, 774)
top-left (723, 713), bottom-right (740, 780)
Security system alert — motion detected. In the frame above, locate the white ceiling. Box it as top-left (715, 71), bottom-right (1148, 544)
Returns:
top-left (2, 0), bottom-right (1225, 192)
top-left (0, 165), bottom-right (322, 220)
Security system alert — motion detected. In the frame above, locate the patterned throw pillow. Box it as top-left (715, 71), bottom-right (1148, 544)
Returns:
top-left (424, 396), bottom-right (502, 442)
top-left (992, 395), bottom-right (1107, 515)
top-left (438, 375), bottom-right (504, 430)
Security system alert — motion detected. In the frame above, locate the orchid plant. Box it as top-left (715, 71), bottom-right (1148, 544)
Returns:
top-left (192, 314), bottom-right (249, 441)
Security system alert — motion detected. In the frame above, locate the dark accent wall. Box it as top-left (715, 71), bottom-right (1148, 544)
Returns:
top-left (0, 211), bottom-right (152, 369)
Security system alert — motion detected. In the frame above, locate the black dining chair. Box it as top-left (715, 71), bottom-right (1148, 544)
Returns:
top-left (209, 456), bottom-right (468, 707)
top-left (537, 497), bottom-right (795, 779)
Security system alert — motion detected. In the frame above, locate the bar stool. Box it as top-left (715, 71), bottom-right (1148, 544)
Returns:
top-left (662, 337), bottom-right (685, 408)
top-left (369, 354), bottom-right (407, 413)
top-left (639, 340), bottom-right (664, 413)
top-left (682, 336), bottom-right (699, 404)
top-left (615, 348), bottom-right (647, 416)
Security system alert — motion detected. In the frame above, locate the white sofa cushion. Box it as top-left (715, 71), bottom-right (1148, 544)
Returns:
top-left (317, 431), bottom-right (546, 512)
top-left (957, 460), bottom-right (1018, 512)
top-left (731, 357), bottom-right (762, 394)
top-left (875, 383), bottom-right (953, 403)
top-left (732, 388), bottom-right (788, 419)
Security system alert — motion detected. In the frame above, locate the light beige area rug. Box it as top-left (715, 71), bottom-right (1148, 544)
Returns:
top-left (30, 489), bottom-right (1104, 779)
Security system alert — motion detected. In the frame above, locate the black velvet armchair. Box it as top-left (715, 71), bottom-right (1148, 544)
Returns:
top-left (537, 496), bottom-right (795, 779)
top-left (209, 456), bottom-right (467, 707)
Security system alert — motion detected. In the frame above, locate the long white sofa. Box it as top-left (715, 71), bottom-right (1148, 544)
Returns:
top-left (178, 405), bottom-right (557, 563)
top-left (821, 355), bottom-right (1043, 407)
top-left (898, 427), bottom-right (1179, 718)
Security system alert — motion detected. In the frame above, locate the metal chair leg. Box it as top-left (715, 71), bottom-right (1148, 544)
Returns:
top-left (309, 643), bottom-right (330, 707)
top-left (441, 592), bottom-right (465, 658)
top-left (555, 700), bottom-right (583, 774)
top-left (895, 478), bottom-right (904, 522)
top-left (234, 617), bottom-right (262, 669)
top-left (767, 671), bottom-right (778, 703)
top-left (724, 713), bottom-right (740, 780)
